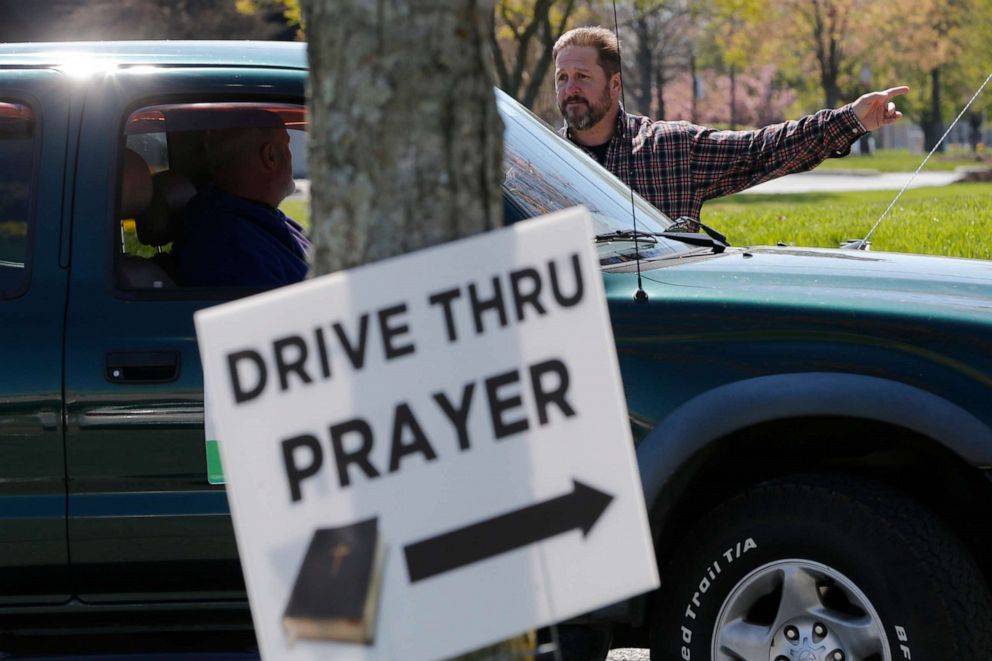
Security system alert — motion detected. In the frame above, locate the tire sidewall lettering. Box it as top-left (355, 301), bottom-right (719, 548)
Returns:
top-left (895, 625), bottom-right (912, 659)
top-left (677, 536), bottom-right (758, 660)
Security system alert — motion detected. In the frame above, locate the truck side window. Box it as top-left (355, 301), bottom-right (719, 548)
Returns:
top-left (116, 102), bottom-right (307, 292)
top-left (0, 102), bottom-right (35, 297)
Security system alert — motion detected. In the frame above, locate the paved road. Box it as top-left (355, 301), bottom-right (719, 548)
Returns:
top-left (741, 170), bottom-right (963, 194)
top-left (607, 648), bottom-right (649, 660)
top-left (294, 170), bottom-right (963, 201)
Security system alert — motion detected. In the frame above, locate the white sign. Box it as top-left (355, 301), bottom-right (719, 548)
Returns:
top-left (195, 207), bottom-right (659, 661)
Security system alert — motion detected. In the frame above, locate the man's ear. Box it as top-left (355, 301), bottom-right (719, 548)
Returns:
top-left (610, 72), bottom-right (622, 98)
top-left (260, 141), bottom-right (278, 172)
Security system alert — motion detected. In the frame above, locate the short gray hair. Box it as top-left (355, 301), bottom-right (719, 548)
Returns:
top-left (205, 126), bottom-right (282, 175)
top-left (553, 27), bottom-right (621, 78)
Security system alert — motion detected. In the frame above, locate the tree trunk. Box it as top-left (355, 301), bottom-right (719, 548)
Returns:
top-left (690, 51), bottom-right (698, 124)
top-left (634, 15), bottom-right (652, 116)
top-left (304, 0), bottom-right (503, 274)
top-left (924, 66), bottom-right (945, 153)
top-left (729, 64), bottom-right (737, 130)
top-left (301, 1), bottom-right (529, 658)
top-left (969, 111), bottom-right (984, 153)
top-left (654, 59), bottom-right (666, 121)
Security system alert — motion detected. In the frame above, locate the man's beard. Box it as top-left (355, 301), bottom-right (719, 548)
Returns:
top-left (560, 86), bottom-right (611, 131)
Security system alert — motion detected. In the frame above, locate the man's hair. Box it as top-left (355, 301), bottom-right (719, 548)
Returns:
top-left (552, 27), bottom-right (621, 78)
top-left (205, 126), bottom-right (282, 175)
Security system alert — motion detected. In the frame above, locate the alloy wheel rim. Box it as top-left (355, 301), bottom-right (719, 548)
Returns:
top-left (711, 559), bottom-right (891, 661)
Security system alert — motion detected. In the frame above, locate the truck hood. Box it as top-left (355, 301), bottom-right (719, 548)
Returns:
top-left (610, 246), bottom-right (992, 320)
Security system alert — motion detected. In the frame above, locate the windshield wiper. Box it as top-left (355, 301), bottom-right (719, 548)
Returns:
top-left (594, 229), bottom-right (659, 245)
top-left (594, 222), bottom-right (730, 254)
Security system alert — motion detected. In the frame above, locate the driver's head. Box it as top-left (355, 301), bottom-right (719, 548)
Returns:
top-left (206, 112), bottom-right (295, 207)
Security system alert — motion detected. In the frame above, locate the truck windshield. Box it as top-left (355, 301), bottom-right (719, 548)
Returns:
top-left (496, 89), bottom-right (695, 263)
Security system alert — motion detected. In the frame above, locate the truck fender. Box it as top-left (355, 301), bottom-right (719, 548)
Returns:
top-left (636, 372), bottom-right (992, 510)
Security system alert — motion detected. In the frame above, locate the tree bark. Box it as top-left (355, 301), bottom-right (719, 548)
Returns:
top-left (654, 58), bottom-right (666, 121)
top-left (729, 64), bottom-right (737, 130)
top-left (634, 15), bottom-right (653, 116)
top-left (924, 66), bottom-right (945, 153)
top-left (304, 0), bottom-right (503, 275)
top-left (690, 50), bottom-right (698, 124)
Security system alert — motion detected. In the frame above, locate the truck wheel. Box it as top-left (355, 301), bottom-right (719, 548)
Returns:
top-left (650, 475), bottom-right (992, 660)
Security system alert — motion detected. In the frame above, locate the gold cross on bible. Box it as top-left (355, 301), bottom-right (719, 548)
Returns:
top-left (330, 542), bottom-right (352, 577)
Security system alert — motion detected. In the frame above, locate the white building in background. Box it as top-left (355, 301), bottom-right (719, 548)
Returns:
top-left (874, 122), bottom-right (926, 153)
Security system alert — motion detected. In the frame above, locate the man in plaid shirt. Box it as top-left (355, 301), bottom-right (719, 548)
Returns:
top-left (553, 27), bottom-right (909, 228)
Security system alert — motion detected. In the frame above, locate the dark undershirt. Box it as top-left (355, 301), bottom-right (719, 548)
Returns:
top-left (586, 141), bottom-right (610, 164)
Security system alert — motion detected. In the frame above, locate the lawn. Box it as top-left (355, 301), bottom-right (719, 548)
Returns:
top-left (280, 197), bottom-right (309, 230)
top-left (281, 181), bottom-right (992, 261)
top-left (813, 147), bottom-right (988, 173)
top-left (704, 182), bottom-right (992, 259)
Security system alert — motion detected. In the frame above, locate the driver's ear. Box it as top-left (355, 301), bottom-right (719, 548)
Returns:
top-left (259, 141), bottom-right (277, 171)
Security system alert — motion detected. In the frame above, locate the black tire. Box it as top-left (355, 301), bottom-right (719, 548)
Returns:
top-left (650, 475), bottom-right (992, 660)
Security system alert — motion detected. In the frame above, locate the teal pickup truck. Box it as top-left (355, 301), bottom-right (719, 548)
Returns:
top-left (2, 40), bottom-right (992, 659)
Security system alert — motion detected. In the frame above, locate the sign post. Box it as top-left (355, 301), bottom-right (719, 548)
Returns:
top-left (195, 207), bottom-right (659, 660)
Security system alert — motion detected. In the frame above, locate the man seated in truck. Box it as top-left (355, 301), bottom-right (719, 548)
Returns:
top-left (173, 112), bottom-right (309, 288)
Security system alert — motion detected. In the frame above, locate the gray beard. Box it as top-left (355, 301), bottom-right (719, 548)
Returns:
top-left (561, 91), bottom-right (611, 132)
top-left (567, 106), bottom-right (601, 130)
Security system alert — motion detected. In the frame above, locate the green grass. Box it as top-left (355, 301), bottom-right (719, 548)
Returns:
top-left (704, 182), bottom-right (992, 259)
top-left (280, 198), bottom-right (309, 231)
top-left (278, 183), bottom-right (992, 260)
top-left (814, 147), bottom-right (988, 173)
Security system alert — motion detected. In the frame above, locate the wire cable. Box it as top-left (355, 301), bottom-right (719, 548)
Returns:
top-left (862, 72), bottom-right (992, 246)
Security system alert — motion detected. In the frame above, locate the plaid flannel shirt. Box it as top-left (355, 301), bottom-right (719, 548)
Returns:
top-left (563, 106), bottom-right (867, 225)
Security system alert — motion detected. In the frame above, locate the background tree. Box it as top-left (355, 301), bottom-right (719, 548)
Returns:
top-left (882, 0), bottom-right (972, 151)
top-left (301, 0), bottom-right (502, 272)
top-left (491, 0), bottom-right (585, 110)
top-left (236, 0), bottom-right (304, 39)
top-left (698, 0), bottom-right (768, 128)
top-left (779, 0), bottom-right (867, 108)
top-left (620, 0), bottom-right (694, 118)
top-left (0, 0), bottom-right (292, 41)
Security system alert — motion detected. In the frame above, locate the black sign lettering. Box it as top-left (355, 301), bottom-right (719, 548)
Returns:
top-left (273, 334), bottom-right (312, 392)
top-left (509, 266), bottom-right (546, 322)
top-left (469, 276), bottom-right (508, 335)
top-left (378, 303), bottom-right (416, 360)
top-left (329, 418), bottom-right (381, 488)
top-left (332, 314), bottom-right (370, 370)
top-left (313, 326), bottom-right (332, 379)
top-left (428, 287), bottom-right (461, 343)
top-left (549, 253), bottom-right (584, 307)
top-left (388, 403), bottom-right (438, 472)
top-left (433, 382), bottom-right (476, 451)
top-left (485, 368), bottom-right (529, 440)
top-left (530, 358), bottom-right (575, 424)
top-left (281, 433), bottom-right (323, 503)
top-left (228, 349), bottom-right (267, 404)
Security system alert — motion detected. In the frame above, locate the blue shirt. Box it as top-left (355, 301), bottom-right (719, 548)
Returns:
top-left (174, 185), bottom-right (310, 288)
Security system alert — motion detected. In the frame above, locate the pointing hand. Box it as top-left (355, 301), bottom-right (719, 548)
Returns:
top-left (852, 86), bottom-right (910, 131)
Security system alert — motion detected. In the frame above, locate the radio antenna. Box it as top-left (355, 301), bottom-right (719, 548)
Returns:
top-left (853, 72), bottom-right (992, 250)
top-left (612, 0), bottom-right (649, 302)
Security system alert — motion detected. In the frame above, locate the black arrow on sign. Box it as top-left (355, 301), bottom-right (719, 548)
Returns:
top-left (404, 479), bottom-right (614, 583)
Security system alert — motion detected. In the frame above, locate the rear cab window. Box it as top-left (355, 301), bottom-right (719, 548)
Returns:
top-left (0, 101), bottom-right (37, 297)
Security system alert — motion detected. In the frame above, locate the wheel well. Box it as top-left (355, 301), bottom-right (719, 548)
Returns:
top-left (651, 415), bottom-right (992, 593)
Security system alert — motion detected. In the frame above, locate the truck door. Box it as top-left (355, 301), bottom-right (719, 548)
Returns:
top-left (0, 69), bottom-right (71, 604)
top-left (63, 67), bottom-right (305, 603)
